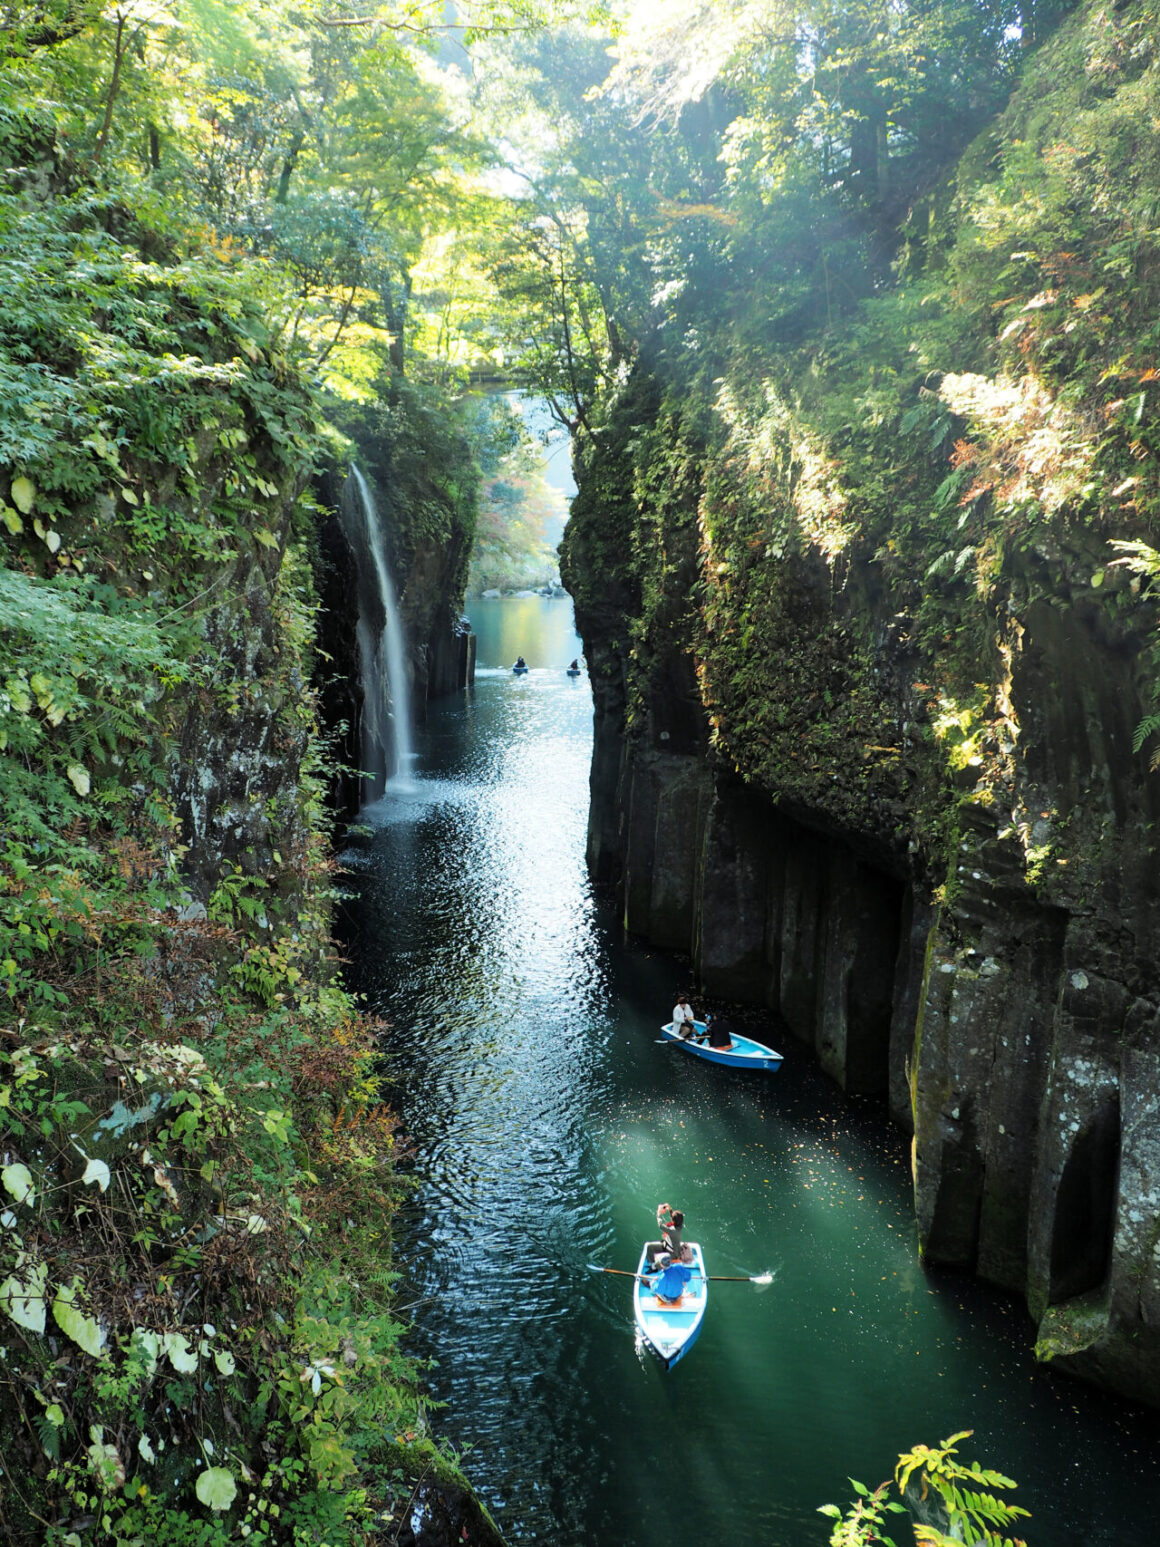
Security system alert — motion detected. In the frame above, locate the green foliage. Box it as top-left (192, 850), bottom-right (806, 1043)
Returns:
top-left (553, 0), bottom-right (1160, 902)
top-left (820, 1431), bottom-right (1029, 1547)
top-left (818, 1477), bottom-right (907, 1547)
top-left (0, 569), bottom-right (189, 1004)
top-left (326, 371), bottom-right (481, 598)
top-left (1110, 537), bottom-right (1160, 763)
top-left (465, 395), bottom-right (567, 592)
top-left (0, 14), bottom-right (504, 1541)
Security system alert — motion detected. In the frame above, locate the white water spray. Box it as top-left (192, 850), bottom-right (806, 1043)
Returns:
top-left (342, 466), bottom-right (415, 800)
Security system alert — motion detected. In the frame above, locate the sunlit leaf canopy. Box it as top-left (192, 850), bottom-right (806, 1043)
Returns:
top-left (0, 0), bottom-right (1070, 414)
top-left (436, 0), bottom-right (1058, 428)
top-left (0, 0), bottom-right (610, 398)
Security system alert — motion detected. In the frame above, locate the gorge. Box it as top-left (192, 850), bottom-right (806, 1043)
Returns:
top-left (2, 0), bottom-right (1160, 1543)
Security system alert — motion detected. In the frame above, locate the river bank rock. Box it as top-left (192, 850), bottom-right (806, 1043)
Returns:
top-left (382, 1476), bottom-right (507, 1547)
top-left (0, 115), bottom-right (495, 1540)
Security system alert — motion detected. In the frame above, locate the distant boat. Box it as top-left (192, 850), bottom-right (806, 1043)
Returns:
top-left (633, 1242), bottom-right (707, 1368)
top-left (566, 666), bottom-right (582, 677)
top-left (660, 1020), bottom-right (783, 1072)
top-left (512, 661), bottom-right (529, 674)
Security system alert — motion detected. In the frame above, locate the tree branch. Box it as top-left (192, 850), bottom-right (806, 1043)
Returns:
top-left (315, 14), bottom-right (534, 34)
top-left (93, 10), bottom-right (130, 165)
top-left (2, 0), bottom-right (101, 51)
top-left (556, 242), bottom-right (593, 438)
top-left (314, 281), bottom-right (360, 367)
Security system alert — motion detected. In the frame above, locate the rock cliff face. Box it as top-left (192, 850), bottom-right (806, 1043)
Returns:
top-left (174, 527), bottom-right (315, 904)
top-left (0, 121), bottom-right (502, 1534)
top-left (562, 2), bottom-right (1160, 1409)
top-left (567, 423), bottom-right (1160, 1409)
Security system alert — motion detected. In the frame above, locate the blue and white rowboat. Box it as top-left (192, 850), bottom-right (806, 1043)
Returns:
top-left (633, 1242), bottom-right (707, 1369)
top-left (660, 1020), bottom-right (783, 1072)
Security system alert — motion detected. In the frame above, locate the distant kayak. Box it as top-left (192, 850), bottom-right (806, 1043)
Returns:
top-left (660, 1021), bottom-right (783, 1072)
top-left (633, 1241), bottom-right (707, 1368)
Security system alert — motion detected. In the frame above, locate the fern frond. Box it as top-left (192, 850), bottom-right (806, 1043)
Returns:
top-left (1131, 712), bottom-right (1160, 755)
top-left (33, 1412), bottom-right (61, 1459)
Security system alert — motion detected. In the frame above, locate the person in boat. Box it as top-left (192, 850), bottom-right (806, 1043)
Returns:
top-left (514, 655), bottom-right (526, 669)
top-left (647, 1203), bottom-right (688, 1266)
top-left (671, 995), bottom-right (697, 1040)
top-left (568, 658), bottom-right (581, 671)
top-left (699, 1013), bottom-right (735, 1051)
top-left (650, 1257), bottom-right (692, 1304)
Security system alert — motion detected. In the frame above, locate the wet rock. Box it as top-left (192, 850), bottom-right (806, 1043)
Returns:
top-left (382, 1477), bottom-right (506, 1547)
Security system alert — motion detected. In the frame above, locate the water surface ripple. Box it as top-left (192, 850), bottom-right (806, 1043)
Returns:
top-left (336, 599), bottom-right (1160, 1547)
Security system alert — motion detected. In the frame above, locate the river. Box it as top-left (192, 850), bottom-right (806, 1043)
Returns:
top-left (336, 595), bottom-right (1160, 1547)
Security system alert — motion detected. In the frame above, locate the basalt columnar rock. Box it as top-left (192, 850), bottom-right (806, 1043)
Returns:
top-left (562, 1), bottom-right (1160, 1409)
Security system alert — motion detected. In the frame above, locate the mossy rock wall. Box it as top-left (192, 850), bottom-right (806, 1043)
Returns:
top-left (562, 0), bottom-right (1160, 1408)
top-left (0, 121), bottom-right (497, 1543)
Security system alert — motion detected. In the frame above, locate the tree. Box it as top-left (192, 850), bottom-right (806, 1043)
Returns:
top-left (0, 0), bottom-right (102, 54)
top-left (473, 0), bottom-right (1081, 397)
top-left (464, 396), bottom-right (567, 590)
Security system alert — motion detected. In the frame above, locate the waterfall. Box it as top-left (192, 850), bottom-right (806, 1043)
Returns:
top-left (341, 466), bottom-right (415, 800)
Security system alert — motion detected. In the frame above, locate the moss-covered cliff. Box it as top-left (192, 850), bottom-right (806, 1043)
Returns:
top-left (0, 109), bottom-right (497, 1546)
top-left (562, 0), bottom-right (1160, 1407)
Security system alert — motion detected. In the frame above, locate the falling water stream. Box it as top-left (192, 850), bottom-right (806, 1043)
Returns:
top-left (341, 467), bottom-right (415, 796)
top-left (336, 597), bottom-right (1160, 1547)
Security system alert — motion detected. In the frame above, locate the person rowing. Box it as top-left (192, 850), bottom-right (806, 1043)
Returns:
top-left (698, 1013), bottom-right (735, 1051)
top-left (649, 1255), bottom-right (692, 1304)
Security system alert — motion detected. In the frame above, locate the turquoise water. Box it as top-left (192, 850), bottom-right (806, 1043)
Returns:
top-left (336, 598), bottom-right (1160, 1546)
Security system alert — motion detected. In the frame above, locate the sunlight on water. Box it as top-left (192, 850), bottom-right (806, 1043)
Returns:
top-left (335, 598), bottom-right (1160, 1547)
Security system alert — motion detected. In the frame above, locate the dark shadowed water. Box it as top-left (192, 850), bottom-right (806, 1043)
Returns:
top-left (336, 597), bottom-right (1160, 1547)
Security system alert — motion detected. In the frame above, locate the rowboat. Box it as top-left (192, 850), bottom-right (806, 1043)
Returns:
top-left (565, 667), bottom-right (582, 677)
top-left (660, 1020), bottom-right (783, 1072)
top-left (512, 663), bottom-right (529, 674)
top-left (633, 1241), bottom-right (707, 1369)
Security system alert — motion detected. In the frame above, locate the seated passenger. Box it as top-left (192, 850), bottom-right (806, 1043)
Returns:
top-left (672, 995), bottom-right (697, 1039)
top-left (646, 1202), bottom-right (687, 1266)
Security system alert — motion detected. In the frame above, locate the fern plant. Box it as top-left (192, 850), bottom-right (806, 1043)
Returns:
top-left (820, 1431), bottom-right (1029, 1547)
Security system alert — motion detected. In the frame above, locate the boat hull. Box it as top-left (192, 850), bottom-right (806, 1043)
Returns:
top-left (633, 1242), bottom-right (707, 1369)
top-left (660, 1022), bottom-right (783, 1072)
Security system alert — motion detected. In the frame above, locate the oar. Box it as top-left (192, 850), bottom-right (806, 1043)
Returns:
top-left (586, 1264), bottom-right (773, 1285)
